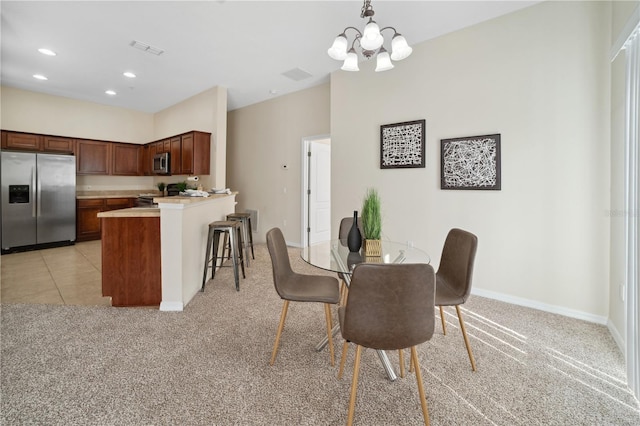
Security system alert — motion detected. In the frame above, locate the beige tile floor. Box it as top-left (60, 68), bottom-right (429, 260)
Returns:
top-left (0, 241), bottom-right (111, 306)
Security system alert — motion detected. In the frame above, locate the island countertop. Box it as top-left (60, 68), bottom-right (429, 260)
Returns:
top-left (76, 190), bottom-right (161, 199)
top-left (96, 193), bottom-right (237, 217)
top-left (98, 208), bottom-right (160, 218)
top-left (153, 192), bottom-right (237, 204)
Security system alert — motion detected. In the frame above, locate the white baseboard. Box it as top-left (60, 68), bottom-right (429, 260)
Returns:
top-left (160, 301), bottom-right (184, 312)
top-left (471, 288), bottom-right (608, 325)
top-left (607, 319), bottom-right (626, 353)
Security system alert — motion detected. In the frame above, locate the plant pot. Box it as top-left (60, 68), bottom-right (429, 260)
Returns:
top-left (364, 239), bottom-right (382, 257)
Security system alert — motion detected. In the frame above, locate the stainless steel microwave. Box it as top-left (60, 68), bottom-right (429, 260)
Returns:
top-left (153, 152), bottom-right (170, 174)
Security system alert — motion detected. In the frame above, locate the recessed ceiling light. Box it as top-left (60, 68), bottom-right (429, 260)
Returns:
top-left (105, 90), bottom-right (116, 96)
top-left (269, 89), bottom-right (278, 95)
top-left (38, 48), bottom-right (56, 56)
top-left (123, 72), bottom-right (136, 78)
top-left (33, 74), bottom-right (48, 80)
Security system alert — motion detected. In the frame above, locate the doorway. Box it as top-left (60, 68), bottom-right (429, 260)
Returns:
top-left (301, 135), bottom-right (331, 246)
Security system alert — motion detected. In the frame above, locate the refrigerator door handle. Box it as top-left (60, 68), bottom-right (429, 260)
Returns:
top-left (31, 166), bottom-right (37, 218)
top-left (36, 165), bottom-right (42, 217)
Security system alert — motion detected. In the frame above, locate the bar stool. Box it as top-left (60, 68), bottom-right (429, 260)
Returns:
top-left (201, 221), bottom-right (245, 292)
top-left (227, 212), bottom-right (255, 267)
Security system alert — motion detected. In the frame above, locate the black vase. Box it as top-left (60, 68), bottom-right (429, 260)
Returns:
top-left (347, 210), bottom-right (362, 253)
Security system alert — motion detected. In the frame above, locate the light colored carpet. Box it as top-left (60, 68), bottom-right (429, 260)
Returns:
top-left (1, 243), bottom-right (639, 425)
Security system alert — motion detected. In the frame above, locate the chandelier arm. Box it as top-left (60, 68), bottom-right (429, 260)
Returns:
top-left (341, 26), bottom-right (363, 38)
top-left (379, 26), bottom-right (399, 35)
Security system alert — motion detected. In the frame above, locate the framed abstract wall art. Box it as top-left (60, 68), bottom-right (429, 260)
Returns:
top-left (380, 119), bottom-right (425, 169)
top-left (440, 134), bottom-right (501, 190)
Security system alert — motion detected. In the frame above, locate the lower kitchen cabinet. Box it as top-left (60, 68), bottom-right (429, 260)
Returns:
top-left (76, 198), bottom-right (135, 241)
top-left (101, 216), bottom-right (161, 306)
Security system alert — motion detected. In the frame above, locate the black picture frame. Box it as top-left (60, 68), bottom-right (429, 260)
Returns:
top-left (380, 119), bottom-right (426, 169)
top-left (440, 134), bottom-right (501, 190)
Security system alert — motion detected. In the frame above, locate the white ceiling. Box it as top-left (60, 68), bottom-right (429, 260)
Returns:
top-left (0, 1), bottom-right (540, 113)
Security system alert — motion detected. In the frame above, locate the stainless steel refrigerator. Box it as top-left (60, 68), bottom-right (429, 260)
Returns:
top-left (1, 151), bottom-right (76, 253)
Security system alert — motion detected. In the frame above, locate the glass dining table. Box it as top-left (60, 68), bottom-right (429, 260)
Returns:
top-left (301, 239), bottom-right (431, 381)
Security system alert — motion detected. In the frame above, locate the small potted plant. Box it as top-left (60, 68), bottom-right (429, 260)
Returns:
top-left (362, 188), bottom-right (382, 257)
top-left (175, 181), bottom-right (188, 194)
top-left (157, 182), bottom-right (166, 195)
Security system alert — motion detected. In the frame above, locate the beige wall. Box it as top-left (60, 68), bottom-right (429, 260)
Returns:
top-left (227, 83), bottom-right (330, 244)
top-left (0, 85), bottom-right (227, 191)
top-left (330, 1), bottom-right (611, 321)
top-left (0, 86), bottom-right (153, 143)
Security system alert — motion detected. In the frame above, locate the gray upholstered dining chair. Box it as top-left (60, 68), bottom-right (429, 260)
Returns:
top-left (266, 227), bottom-right (340, 366)
top-left (337, 263), bottom-right (436, 426)
top-left (435, 228), bottom-right (479, 371)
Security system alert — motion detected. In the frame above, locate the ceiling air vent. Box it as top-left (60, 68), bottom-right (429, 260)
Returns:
top-left (281, 68), bottom-right (313, 81)
top-left (129, 40), bottom-right (164, 56)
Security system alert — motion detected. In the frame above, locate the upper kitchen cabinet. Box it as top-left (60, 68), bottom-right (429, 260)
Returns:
top-left (141, 144), bottom-right (152, 176)
top-left (148, 131), bottom-right (210, 176)
top-left (170, 136), bottom-right (181, 175)
top-left (1, 131), bottom-right (75, 153)
top-left (75, 139), bottom-right (111, 175)
top-left (112, 143), bottom-right (141, 176)
top-left (181, 131), bottom-right (210, 175)
top-left (2, 131), bottom-right (42, 151)
top-left (42, 136), bottom-right (75, 153)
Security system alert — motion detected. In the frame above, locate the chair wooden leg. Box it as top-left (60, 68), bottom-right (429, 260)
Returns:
top-left (398, 349), bottom-right (405, 378)
top-left (439, 306), bottom-right (447, 335)
top-left (338, 340), bottom-right (349, 379)
top-left (409, 351), bottom-right (415, 373)
top-left (269, 300), bottom-right (289, 366)
top-left (324, 303), bottom-right (335, 366)
top-left (455, 305), bottom-right (477, 372)
top-left (346, 345), bottom-right (362, 426)
top-left (411, 346), bottom-right (431, 426)
top-left (340, 281), bottom-right (349, 306)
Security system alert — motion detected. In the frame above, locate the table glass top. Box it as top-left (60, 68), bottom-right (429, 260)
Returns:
top-left (301, 239), bottom-right (430, 274)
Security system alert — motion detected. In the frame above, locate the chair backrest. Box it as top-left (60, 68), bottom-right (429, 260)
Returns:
top-left (266, 227), bottom-right (294, 298)
top-left (437, 228), bottom-right (478, 302)
top-left (338, 216), bottom-right (364, 240)
top-left (341, 263), bottom-right (436, 350)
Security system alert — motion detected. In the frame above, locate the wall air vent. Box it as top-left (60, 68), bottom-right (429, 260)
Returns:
top-left (281, 68), bottom-right (313, 81)
top-left (129, 40), bottom-right (164, 56)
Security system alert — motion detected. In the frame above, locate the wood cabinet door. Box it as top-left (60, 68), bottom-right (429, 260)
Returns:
top-left (42, 136), bottom-right (75, 153)
top-left (5, 132), bottom-right (42, 151)
top-left (141, 145), bottom-right (150, 175)
top-left (180, 133), bottom-right (194, 175)
top-left (192, 131), bottom-right (211, 175)
top-left (112, 143), bottom-right (141, 176)
top-left (76, 199), bottom-right (105, 241)
top-left (76, 140), bottom-right (111, 175)
top-left (170, 136), bottom-right (182, 174)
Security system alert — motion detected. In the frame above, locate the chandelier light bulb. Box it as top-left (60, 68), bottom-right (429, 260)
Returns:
top-left (390, 34), bottom-right (413, 61)
top-left (375, 47), bottom-right (394, 72)
top-left (360, 20), bottom-right (384, 51)
top-left (327, 34), bottom-right (348, 60)
top-left (341, 49), bottom-right (360, 72)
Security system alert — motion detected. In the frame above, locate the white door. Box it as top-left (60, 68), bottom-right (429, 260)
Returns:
top-left (308, 140), bottom-right (331, 244)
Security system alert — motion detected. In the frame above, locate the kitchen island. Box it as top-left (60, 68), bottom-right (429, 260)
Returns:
top-left (98, 193), bottom-right (237, 310)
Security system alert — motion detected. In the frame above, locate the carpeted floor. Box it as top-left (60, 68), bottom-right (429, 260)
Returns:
top-left (1, 243), bottom-right (639, 425)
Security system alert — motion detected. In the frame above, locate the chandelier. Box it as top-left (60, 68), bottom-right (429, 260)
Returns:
top-left (327, 0), bottom-right (413, 72)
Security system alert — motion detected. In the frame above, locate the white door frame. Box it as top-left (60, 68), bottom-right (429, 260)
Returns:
top-left (301, 134), bottom-right (331, 247)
